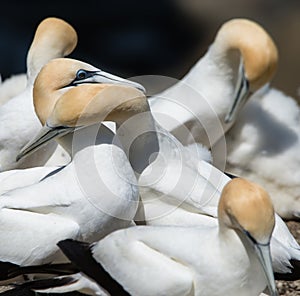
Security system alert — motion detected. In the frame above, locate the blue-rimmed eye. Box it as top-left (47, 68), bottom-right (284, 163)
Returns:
top-left (76, 69), bottom-right (88, 80)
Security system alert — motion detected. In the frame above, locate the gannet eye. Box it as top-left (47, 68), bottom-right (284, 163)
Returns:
top-left (76, 69), bottom-right (88, 80)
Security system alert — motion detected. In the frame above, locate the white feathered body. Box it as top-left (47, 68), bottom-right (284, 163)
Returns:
top-left (139, 139), bottom-right (300, 274)
top-left (0, 74), bottom-right (27, 106)
top-left (0, 86), bottom-right (57, 171)
top-left (225, 87), bottom-right (300, 219)
top-left (0, 144), bottom-right (138, 265)
top-left (92, 225), bottom-right (268, 296)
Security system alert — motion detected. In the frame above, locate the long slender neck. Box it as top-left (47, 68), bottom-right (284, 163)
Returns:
top-left (115, 108), bottom-right (160, 178)
top-left (27, 44), bottom-right (67, 86)
top-left (56, 107), bottom-right (159, 177)
top-left (150, 45), bottom-right (241, 148)
top-left (56, 98), bottom-right (160, 177)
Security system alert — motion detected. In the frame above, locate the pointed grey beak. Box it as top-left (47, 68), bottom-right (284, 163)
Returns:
top-left (16, 124), bottom-right (73, 162)
top-left (224, 61), bottom-right (250, 123)
top-left (255, 243), bottom-right (278, 296)
top-left (94, 71), bottom-right (146, 94)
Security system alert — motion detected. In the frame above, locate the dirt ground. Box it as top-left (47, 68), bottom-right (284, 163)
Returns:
top-left (276, 221), bottom-right (300, 295)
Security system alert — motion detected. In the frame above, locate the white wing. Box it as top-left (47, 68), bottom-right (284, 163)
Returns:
top-left (140, 141), bottom-right (230, 223)
top-left (225, 87), bottom-right (300, 218)
top-left (0, 166), bottom-right (59, 195)
top-left (94, 227), bottom-right (195, 296)
top-left (0, 74), bottom-right (27, 106)
top-left (0, 208), bottom-right (79, 265)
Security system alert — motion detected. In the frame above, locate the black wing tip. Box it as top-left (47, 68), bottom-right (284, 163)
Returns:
top-left (0, 261), bottom-right (20, 281)
top-left (57, 239), bottom-right (130, 295)
top-left (0, 261), bottom-right (79, 281)
top-left (0, 277), bottom-right (90, 296)
top-left (58, 239), bottom-right (90, 249)
top-left (0, 286), bottom-right (35, 296)
top-left (57, 239), bottom-right (91, 260)
top-left (0, 276), bottom-right (77, 295)
top-left (20, 275), bottom-right (77, 290)
top-left (274, 259), bottom-right (300, 281)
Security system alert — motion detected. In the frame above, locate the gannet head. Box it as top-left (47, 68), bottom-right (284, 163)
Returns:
top-left (34, 58), bottom-right (146, 125)
top-left (48, 83), bottom-right (147, 128)
top-left (26, 17), bottom-right (78, 83)
top-left (213, 19), bottom-right (278, 123)
top-left (218, 178), bottom-right (277, 296)
top-left (219, 178), bottom-right (275, 243)
top-left (17, 58), bottom-right (147, 160)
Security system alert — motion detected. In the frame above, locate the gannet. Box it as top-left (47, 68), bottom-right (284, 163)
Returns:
top-left (0, 17), bottom-right (77, 171)
top-left (56, 178), bottom-right (278, 296)
top-left (149, 18), bottom-right (278, 148)
top-left (0, 62), bottom-right (148, 267)
top-left (220, 84), bottom-right (300, 220)
top-left (16, 58), bottom-right (300, 280)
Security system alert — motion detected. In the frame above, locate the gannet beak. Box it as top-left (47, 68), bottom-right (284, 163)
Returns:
top-left (90, 70), bottom-right (146, 94)
top-left (224, 61), bottom-right (250, 123)
top-left (254, 242), bottom-right (278, 296)
top-left (16, 123), bottom-right (74, 162)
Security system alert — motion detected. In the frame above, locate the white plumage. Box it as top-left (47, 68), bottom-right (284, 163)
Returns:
top-left (16, 56), bottom-right (299, 280)
top-left (149, 18), bottom-right (278, 148)
top-left (139, 139), bottom-right (300, 275)
top-left (0, 74), bottom-right (26, 106)
top-left (0, 58), bottom-right (151, 268)
top-left (223, 86), bottom-right (300, 219)
top-left (0, 17), bottom-right (77, 172)
top-left (0, 128), bottom-right (139, 266)
top-left (58, 178), bottom-right (279, 296)
top-left (0, 17), bottom-right (298, 296)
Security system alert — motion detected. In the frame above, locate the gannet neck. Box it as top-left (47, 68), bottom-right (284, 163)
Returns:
top-left (212, 19), bottom-right (278, 92)
top-left (55, 86), bottom-right (159, 175)
top-left (26, 17), bottom-right (77, 85)
top-left (114, 99), bottom-right (160, 176)
top-left (110, 97), bottom-right (151, 127)
top-left (218, 178), bottom-right (275, 244)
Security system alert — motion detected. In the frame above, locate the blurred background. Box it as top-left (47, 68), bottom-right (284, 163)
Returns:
top-left (0, 0), bottom-right (299, 99)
